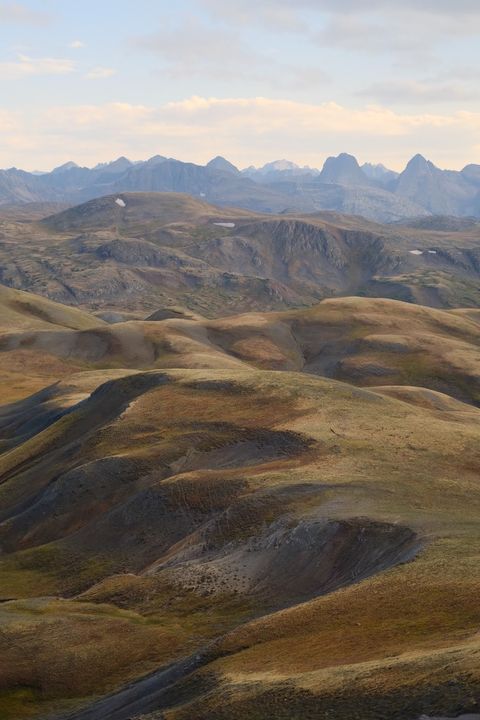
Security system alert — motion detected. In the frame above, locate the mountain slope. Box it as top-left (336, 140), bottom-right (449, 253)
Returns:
top-left (0, 284), bottom-right (105, 332)
top-left (1, 192), bottom-right (480, 318)
top-left (1, 364), bottom-right (480, 719)
top-left (319, 152), bottom-right (372, 186)
top-left (0, 282), bottom-right (480, 719)
top-left (2, 289), bottom-right (480, 406)
top-left (0, 285), bottom-right (106, 402)
top-left (395, 154), bottom-right (477, 215)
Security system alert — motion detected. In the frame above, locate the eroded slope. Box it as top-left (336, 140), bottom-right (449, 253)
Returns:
top-left (0, 367), bottom-right (480, 718)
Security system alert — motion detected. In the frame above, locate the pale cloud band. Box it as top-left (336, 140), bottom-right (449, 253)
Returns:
top-left (0, 55), bottom-right (75, 78)
top-left (85, 67), bottom-right (116, 80)
top-left (1, 96), bottom-right (479, 171)
top-left (0, 1), bottom-right (50, 25)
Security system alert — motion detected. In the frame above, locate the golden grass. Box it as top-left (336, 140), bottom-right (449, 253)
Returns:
top-left (0, 284), bottom-right (105, 332)
top-left (0, 349), bottom-right (83, 402)
top-left (0, 353), bottom-right (480, 716)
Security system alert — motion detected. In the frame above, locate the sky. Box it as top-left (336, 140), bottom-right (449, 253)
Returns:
top-left (1, 0), bottom-right (480, 171)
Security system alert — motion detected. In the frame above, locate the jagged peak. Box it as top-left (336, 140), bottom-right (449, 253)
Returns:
top-left (206, 156), bottom-right (239, 174)
top-left (404, 154), bottom-right (435, 171)
top-left (319, 152), bottom-right (368, 185)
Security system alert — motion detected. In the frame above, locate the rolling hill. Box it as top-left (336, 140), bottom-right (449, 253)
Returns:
top-left (0, 289), bottom-right (480, 718)
top-left (2, 289), bottom-right (480, 405)
top-left (1, 233), bottom-right (480, 717)
top-left (0, 192), bottom-right (480, 319)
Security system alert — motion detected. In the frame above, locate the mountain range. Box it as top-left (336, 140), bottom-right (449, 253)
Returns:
top-left (1, 192), bottom-right (480, 320)
top-left (2, 152), bottom-right (480, 222)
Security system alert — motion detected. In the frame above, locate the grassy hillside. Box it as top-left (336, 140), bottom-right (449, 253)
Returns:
top-left (0, 284), bottom-right (105, 332)
top-left (0, 272), bottom-right (480, 720)
top-left (41, 192), bottom-right (257, 232)
top-left (0, 286), bottom-right (106, 401)
top-left (0, 371), bottom-right (479, 717)
top-left (206, 297), bottom-right (480, 404)
top-left (2, 292), bottom-right (480, 405)
top-left (1, 286), bottom-right (480, 719)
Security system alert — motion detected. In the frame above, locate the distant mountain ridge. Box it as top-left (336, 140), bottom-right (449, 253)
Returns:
top-left (1, 152), bottom-right (480, 222)
top-left (2, 191), bottom-right (480, 318)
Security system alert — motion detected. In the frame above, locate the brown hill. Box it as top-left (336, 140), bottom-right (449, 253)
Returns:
top-left (0, 286), bottom-right (106, 401)
top-left (1, 192), bottom-right (480, 317)
top-left (0, 284), bottom-right (105, 332)
top-left (1, 288), bottom-right (480, 719)
top-left (1, 364), bottom-right (480, 719)
top-left (2, 291), bottom-right (480, 405)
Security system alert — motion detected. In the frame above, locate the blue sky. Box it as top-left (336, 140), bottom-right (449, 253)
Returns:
top-left (1, 0), bottom-right (480, 170)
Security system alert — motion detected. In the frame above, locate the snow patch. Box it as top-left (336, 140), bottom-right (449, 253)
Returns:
top-left (115, 198), bottom-right (126, 207)
top-left (214, 222), bottom-right (235, 228)
top-left (428, 250), bottom-right (437, 254)
top-left (409, 250), bottom-right (423, 255)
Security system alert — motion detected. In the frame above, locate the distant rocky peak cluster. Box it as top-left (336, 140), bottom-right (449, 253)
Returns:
top-left (2, 151), bottom-right (480, 222)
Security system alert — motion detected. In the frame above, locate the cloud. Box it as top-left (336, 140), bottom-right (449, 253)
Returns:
top-left (314, 10), bottom-right (480, 59)
top-left (133, 17), bottom-right (263, 79)
top-left (359, 67), bottom-right (480, 105)
top-left (277, 67), bottom-right (330, 91)
top-left (0, 108), bottom-right (17, 132)
top-left (0, 2), bottom-right (51, 25)
top-left (316, 0), bottom-right (480, 12)
top-left (360, 77), bottom-right (480, 105)
top-left (0, 55), bottom-right (75, 79)
top-left (160, 96), bottom-right (457, 138)
top-left (133, 17), bottom-right (329, 89)
top-left (69, 40), bottom-right (85, 49)
top-left (314, 15), bottom-right (429, 56)
top-left (201, 0), bottom-right (480, 17)
top-left (200, 0), bottom-right (307, 31)
top-left (85, 66), bottom-right (116, 80)
top-left (200, 0), bottom-right (480, 64)
top-left (2, 97), bottom-right (480, 172)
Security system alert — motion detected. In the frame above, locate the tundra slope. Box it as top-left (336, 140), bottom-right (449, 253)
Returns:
top-left (0, 290), bottom-right (480, 718)
top-left (2, 286), bottom-right (480, 406)
top-left (2, 367), bottom-right (480, 720)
